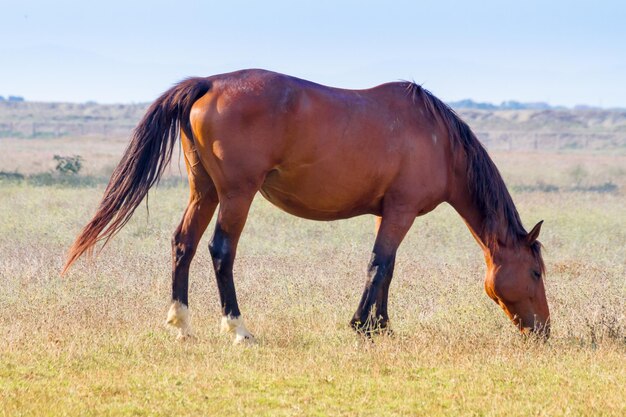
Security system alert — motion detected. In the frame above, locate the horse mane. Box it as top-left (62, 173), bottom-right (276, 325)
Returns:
top-left (405, 82), bottom-right (544, 273)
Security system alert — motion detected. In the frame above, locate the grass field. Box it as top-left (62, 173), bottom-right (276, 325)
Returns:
top-left (1, 152), bottom-right (625, 416)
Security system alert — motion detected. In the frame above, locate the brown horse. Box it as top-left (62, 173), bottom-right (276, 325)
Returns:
top-left (63, 69), bottom-right (549, 343)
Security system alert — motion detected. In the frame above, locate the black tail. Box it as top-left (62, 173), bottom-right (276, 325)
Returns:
top-left (63, 77), bottom-right (211, 273)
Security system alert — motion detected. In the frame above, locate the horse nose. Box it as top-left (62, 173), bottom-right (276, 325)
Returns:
top-left (531, 313), bottom-right (550, 339)
top-left (535, 316), bottom-right (551, 339)
top-left (521, 322), bottom-right (550, 340)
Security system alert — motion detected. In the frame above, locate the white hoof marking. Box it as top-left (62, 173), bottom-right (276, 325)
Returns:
top-left (221, 315), bottom-right (255, 345)
top-left (166, 301), bottom-right (194, 340)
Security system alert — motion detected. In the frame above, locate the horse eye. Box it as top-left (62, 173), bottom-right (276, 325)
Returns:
top-left (531, 270), bottom-right (541, 280)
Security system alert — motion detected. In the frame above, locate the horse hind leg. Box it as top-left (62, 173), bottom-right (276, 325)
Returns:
top-left (208, 188), bottom-right (259, 345)
top-left (166, 135), bottom-right (218, 340)
top-left (166, 194), bottom-right (216, 339)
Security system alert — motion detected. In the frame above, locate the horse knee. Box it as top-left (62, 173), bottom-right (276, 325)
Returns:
top-left (367, 252), bottom-right (395, 277)
top-left (208, 232), bottom-right (233, 272)
top-left (172, 235), bottom-right (196, 267)
top-left (208, 238), bottom-right (224, 261)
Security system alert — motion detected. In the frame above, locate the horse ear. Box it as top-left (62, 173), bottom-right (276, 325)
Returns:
top-left (526, 220), bottom-right (543, 245)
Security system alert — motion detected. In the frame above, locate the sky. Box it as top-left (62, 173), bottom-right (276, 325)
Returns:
top-left (1, 0), bottom-right (625, 107)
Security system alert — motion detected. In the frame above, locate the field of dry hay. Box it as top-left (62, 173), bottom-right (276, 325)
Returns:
top-left (0, 151), bottom-right (625, 416)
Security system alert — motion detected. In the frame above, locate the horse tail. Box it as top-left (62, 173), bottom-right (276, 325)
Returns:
top-left (62, 77), bottom-right (212, 274)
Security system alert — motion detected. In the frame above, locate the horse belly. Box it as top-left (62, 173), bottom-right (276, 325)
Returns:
top-left (259, 169), bottom-right (384, 220)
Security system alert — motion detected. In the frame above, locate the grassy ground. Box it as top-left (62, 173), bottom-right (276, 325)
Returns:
top-left (0, 153), bottom-right (625, 416)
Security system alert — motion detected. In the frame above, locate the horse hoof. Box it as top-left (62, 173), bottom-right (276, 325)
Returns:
top-left (176, 332), bottom-right (196, 342)
top-left (350, 318), bottom-right (391, 337)
top-left (166, 301), bottom-right (194, 341)
top-left (233, 333), bottom-right (256, 345)
top-left (166, 301), bottom-right (190, 327)
top-left (220, 315), bottom-right (256, 345)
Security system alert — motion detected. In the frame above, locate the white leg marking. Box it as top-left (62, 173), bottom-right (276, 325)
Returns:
top-left (166, 301), bottom-right (194, 340)
top-left (221, 315), bottom-right (255, 345)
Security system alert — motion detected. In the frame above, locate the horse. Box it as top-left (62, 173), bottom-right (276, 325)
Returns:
top-left (63, 69), bottom-right (550, 344)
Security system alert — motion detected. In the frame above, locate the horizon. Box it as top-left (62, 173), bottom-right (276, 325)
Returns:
top-left (2, 1), bottom-right (625, 107)
top-left (2, 95), bottom-right (624, 111)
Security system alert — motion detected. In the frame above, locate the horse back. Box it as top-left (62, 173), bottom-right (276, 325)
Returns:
top-left (190, 69), bottom-right (453, 219)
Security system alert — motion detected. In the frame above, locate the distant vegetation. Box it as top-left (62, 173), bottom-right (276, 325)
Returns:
top-left (450, 98), bottom-right (625, 111)
top-left (1, 100), bottom-right (625, 151)
top-left (449, 98), bottom-right (557, 110)
top-left (0, 95), bottom-right (25, 102)
top-left (459, 108), bottom-right (626, 151)
top-left (53, 154), bottom-right (83, 175)
top-left (0, 101), bottom-right (147, 139)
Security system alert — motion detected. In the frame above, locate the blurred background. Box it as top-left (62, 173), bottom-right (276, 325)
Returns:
top-left (2, 0), bottom-right (625, 106)
top-left (1, 0), bottom-right (625, 181)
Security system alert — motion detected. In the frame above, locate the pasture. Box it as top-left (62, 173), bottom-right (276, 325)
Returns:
top-left (1, 147), bottom-right (625, 415)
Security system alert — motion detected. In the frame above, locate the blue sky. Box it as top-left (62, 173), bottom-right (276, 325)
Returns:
top-left (1, 0), bottom-right (624, 106)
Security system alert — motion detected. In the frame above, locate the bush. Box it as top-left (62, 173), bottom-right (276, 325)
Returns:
top-left (568, 164), bottom-right (588, 187)
top-left (0, 171), bottom-right (25, 181)
top-left (53, 155), bottom-right (83, 175)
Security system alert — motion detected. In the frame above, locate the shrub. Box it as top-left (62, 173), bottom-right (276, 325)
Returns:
top-left (568, 164), bottom-right (588, 186)
top-left (53, 155), bottom-right (83, 175)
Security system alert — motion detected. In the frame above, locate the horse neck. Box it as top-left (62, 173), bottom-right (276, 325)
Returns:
top-left (448, 173), bottom-right (515, 258)
top-left (454, 199), bottom-right (506, 254)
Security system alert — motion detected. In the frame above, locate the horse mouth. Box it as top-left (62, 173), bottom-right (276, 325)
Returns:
top-left (519, 321), bottom-right (551, 339)
top-left (511, 312), bottom-right (550, 339)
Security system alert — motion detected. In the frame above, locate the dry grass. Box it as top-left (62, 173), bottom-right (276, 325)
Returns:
top-left (0, 152), bottom-right (625, 416)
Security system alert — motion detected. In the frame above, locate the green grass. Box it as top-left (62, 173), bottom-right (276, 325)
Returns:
top-left (2, 339), bottom-right (623, 416)
top-left (1, 167), bottom-right (625, 416)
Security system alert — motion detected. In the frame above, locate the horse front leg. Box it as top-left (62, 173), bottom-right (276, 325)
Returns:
top-left (351, 209), bottom-right (414, 335)
top-left (351, 252), bottom-right (396, 334)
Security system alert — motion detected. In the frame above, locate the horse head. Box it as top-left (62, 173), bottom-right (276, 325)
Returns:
top-left (484, 221), bottom-right (550, 337)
